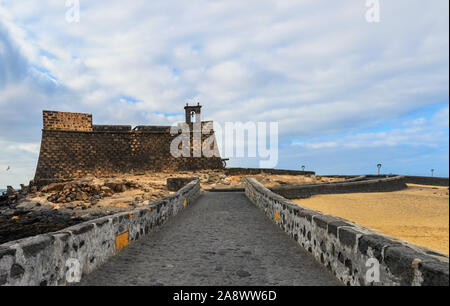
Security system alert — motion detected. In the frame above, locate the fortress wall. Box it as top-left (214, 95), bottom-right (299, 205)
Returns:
top-left (35, 130), bottom-right (135, 181)
top-left (34, 111), bottom-right (223, 184)
top-left (34, 129), bottom-right (223, 182)
top-left (270, 176), bottom-right (407, 199)
top-left (0, 180), bottom-right (201, 286)
top-left (244, 177), bottom-right (449, 286)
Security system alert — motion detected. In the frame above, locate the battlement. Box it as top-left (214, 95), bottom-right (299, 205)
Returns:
top-left (133, 125), bottom-right (172, 132)
top-left (93, 125), bottom-right (132, 132)
top-left (43, 110), bottom-right (93, 131)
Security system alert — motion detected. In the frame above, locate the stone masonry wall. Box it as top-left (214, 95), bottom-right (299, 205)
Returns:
top-left (43, 110), bottom-right (93, 131)
top-left (270, 175), bottom-right (407, 199)
top-left (320, 175), bottom-right (449, 187)
top-left (34, 111), bottom-right (223, 184)
top-left (0, 180), bottom-right (201, 286)
top-left (244, 177), bottom-right (449, 286)
top-left (404, 176), bottom-right (449, 187)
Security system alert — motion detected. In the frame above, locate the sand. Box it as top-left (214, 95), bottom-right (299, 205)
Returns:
top-left (293, 184), bottom-right (449, 255)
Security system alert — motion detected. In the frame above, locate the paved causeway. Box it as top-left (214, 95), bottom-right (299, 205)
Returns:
top-left (79, 192), bottom-right (340, 286)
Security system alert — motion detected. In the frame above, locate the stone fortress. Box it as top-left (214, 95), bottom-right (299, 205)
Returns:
top-left (34, 104), bottom-right (224, 186)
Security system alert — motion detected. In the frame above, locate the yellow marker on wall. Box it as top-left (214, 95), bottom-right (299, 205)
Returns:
top-left (275, 211), bottom-right (280, 222)
top-left (116, 232), bottom-right (129, 251)
top-left (184, 199), bottom-right (187, 207)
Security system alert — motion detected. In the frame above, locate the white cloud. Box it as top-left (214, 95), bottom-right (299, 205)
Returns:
top-left (292, 107), bottom-right (449, 150)
top-left (0, 0), bottom-right (448, 184)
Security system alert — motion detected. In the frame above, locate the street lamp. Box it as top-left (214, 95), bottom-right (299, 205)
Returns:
top-left (431, 169), bottom-right (435, 177)
top-left (301, 165), bottom-right (305, 171)
top-left (377, 164), bottom-right (382, 176)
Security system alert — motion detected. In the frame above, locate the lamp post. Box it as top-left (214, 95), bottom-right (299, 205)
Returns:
top-left (301, 165), bottom-right (305, 171)
top-left (431, 169), bottom-right (434, 177)
top-left (377, 163), bottom-right (382, 176)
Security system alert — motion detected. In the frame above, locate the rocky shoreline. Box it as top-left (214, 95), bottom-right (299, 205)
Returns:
top-left (0, 207), bottom-right (104, 245)
top-left (0, 176), bottom-right (171, 245)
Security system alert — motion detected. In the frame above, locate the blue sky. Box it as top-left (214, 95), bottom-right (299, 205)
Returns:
top-left (0, 0), bottom-right (449, 187)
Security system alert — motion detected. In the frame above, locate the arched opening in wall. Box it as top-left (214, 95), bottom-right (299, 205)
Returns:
top-left (190, 111), bottom-right (196, 123)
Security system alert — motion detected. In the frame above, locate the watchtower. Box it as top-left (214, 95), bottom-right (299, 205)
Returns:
top-left (185, 103), bottom-right (202, 124)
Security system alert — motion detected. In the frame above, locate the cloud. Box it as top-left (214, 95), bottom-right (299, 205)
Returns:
top-left (292, 106), bottom-right (449, 149)
top-left (0, 0), bottom-right (448, 186)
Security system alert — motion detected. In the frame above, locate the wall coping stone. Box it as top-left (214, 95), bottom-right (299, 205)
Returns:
top-left (269, 175), bottom-right (408, 199)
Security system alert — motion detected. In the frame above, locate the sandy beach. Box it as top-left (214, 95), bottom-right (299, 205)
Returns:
top-left (293, 184), bottom-right (449, 255)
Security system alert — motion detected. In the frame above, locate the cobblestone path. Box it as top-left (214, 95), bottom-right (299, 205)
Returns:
top-left (79, 192), bottom-right (340, 286)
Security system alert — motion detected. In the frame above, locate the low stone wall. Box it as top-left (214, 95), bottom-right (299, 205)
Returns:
top-left (320, 175), bottom-right (449, 187)
top-left (0, 180), bottom-right (201, 286)
top-left (270, 175), bottom-right (407, 199)
top-left (244, 177), bottom-right (449, 286)
top-left (224, 168), bottom-right (315, 176)
top-left (404, 176), bottom-right (449, 187)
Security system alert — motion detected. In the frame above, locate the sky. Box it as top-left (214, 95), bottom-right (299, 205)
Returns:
top-left (0, 0), bottom-right (449, 188)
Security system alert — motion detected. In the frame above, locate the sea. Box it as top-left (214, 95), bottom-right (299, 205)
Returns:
top-left (0, 189), bottom-right (6, 194)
